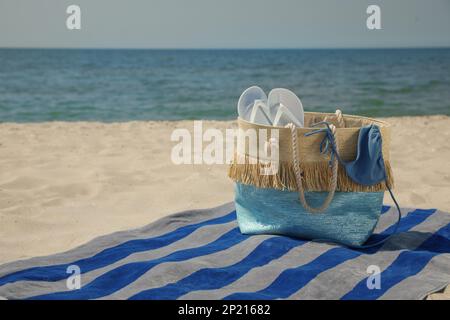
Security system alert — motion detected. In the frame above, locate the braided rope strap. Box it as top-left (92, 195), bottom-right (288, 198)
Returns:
top-left (335, 109), bottom-right (345, 128)
top-left (286, 122), bottom-right (339, 213)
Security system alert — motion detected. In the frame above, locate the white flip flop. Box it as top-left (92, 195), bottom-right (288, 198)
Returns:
top-left (249, 99), bottom-right (273, 125)
top-left (237, 86), bottom-right (272, 125)
top-left (268, 88), bottom-right (304, 127)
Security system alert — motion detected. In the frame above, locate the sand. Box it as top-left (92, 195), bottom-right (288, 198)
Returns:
top-left (0, 115), bottom-right (449, 298)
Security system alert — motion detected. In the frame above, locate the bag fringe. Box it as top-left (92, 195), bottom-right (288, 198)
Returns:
top-left (228, 154), bottom-right (394, 192)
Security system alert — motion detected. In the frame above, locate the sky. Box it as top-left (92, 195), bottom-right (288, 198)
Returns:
top-left (0, 0), bottom-right (449, 49)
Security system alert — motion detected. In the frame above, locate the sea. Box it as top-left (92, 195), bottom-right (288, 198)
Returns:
top-left (0, 48), bottom-right (449, 122)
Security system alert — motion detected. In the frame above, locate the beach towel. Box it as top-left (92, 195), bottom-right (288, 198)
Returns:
top-left (0, 202), bottom-right (449, 300)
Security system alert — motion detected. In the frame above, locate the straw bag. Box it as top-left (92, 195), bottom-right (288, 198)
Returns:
top-left (229, 111), bottom-right (400, 247)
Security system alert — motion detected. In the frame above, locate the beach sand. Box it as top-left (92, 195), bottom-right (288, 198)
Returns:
top-left (0, 115), bottom-right (449, 299)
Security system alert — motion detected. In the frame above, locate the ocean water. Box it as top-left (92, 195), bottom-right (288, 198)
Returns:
top-left (0, 48), bottom-right (449, 122)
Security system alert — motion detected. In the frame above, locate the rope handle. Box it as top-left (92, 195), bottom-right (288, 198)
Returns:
top-left (286, 109), bottom-right (343, 214)
top-left (335, 109), bottom-right (345, 128)
top-left (286, 122), bottom-right (338, 213)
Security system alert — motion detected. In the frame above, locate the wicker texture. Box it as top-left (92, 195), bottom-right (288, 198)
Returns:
top-left (228, 112), bottom-right (394, 192)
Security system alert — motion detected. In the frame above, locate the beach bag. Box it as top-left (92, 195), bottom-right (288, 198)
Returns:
top-left (229, 111), bottom-right (400, 247)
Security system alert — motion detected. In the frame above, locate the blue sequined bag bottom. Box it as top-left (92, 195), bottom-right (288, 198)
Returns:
top-left (235, 182), bottom-right (384, 247)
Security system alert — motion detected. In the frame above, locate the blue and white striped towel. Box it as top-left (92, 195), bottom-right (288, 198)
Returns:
top-left (0, 203), bottom-right (449, 300)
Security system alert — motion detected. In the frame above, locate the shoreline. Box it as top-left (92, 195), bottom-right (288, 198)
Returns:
top-left (0, 113), bottom-right (449, 125)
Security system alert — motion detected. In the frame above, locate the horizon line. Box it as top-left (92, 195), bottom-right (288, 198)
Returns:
top-left (1, 46), bottom-right (450, 50)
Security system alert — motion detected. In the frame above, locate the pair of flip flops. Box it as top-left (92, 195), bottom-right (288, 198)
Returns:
top-left (237, 86), bottom-right (304, 127)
